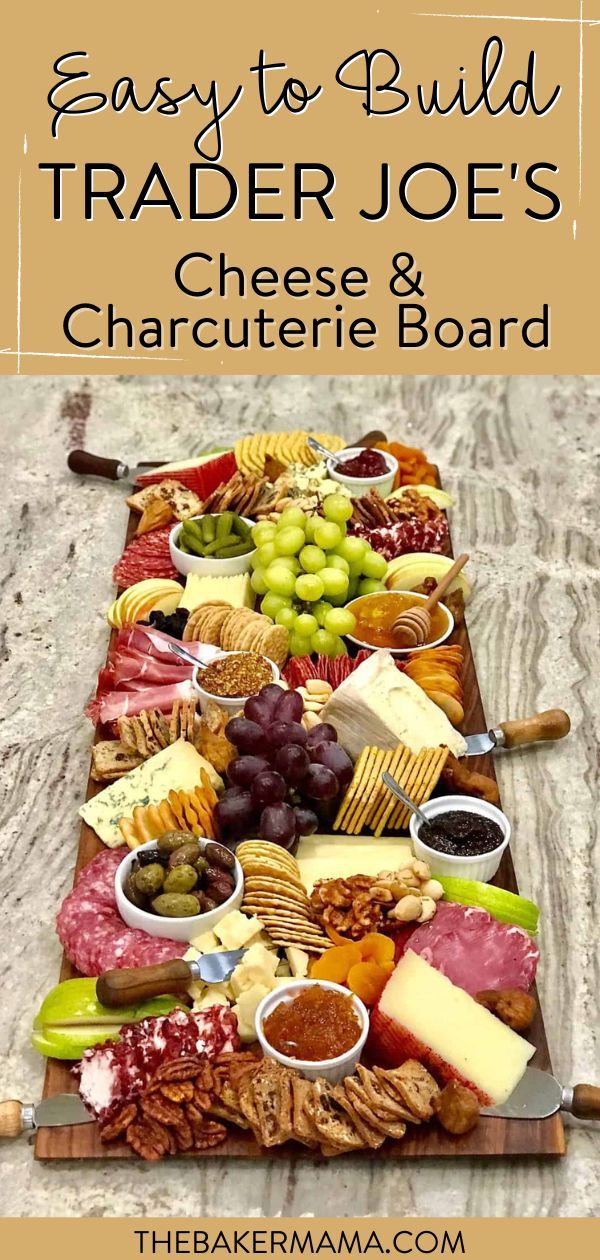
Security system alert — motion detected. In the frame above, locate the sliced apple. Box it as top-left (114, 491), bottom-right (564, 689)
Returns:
top-left (385, 553), bottom-right (472, 601)
top-left (388, 484), bottom-right (454, 509)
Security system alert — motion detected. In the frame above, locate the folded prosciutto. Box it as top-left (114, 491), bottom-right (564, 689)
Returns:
top-left (85, 625), bottom-right (219, 725)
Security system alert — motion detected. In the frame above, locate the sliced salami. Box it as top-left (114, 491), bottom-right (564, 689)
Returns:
top-left (113, 526), bottom-right (178, 589)
top-left (396, 901), bottom-right (539, 996)
top-left (56, 850), bottom-right (187, 976)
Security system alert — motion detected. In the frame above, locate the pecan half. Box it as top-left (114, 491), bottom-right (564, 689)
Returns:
top-left (99, 1103), bottom-right (138, 1143)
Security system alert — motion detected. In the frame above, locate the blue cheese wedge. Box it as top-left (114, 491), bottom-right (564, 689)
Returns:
top-left (79, 739), bottom-right (223, 847)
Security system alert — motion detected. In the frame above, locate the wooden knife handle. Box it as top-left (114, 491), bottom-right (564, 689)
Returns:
top-left (356, 429), bottom-right (388, 448)
top-left (498, 709), bottom-right (571, 749)
top-left (96, 959), bottom-right (192, 1008)
top-left (67, 449), bottom-right (126, 480)
top-left (0, 1101), bottom-right (24, 1137)
top-left (571, 1085), bottom-right (600, 1120)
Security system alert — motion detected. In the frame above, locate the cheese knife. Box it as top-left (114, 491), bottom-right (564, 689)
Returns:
top-left (67, 450), bottom-right (163, 483)
top-left (0, 1095), bottom-right (93, 1137)
top-left (96, 949), bottom-right (246, 1008)
top-left (481, 1068), bottom-right (600, 1121)
top-left (463, 709), bottom-right (570, 757)
top-left (66, 431), bottom-right (388, 485)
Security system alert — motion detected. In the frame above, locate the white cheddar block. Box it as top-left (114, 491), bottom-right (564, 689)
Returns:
top-left (296, 835), bottom-right (413, 890)
top-left (179, 573), bottom-right (253, 611)
top-left (79, 739), bottom-right (223, 847)
top-left (376, 950), bottom-right (535, 1104)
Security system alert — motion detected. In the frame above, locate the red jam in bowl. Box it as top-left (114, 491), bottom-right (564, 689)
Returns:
top-left (337, 449), bottom-right (390, 479)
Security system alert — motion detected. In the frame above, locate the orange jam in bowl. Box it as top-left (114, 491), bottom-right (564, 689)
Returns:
top-left (262, 984), bottom-right (362, 1062)
top-left (347, 590), bottom-right (451, 651)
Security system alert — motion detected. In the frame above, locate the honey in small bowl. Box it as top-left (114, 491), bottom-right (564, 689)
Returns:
top-left (347, 591), bottom-right (451, 651)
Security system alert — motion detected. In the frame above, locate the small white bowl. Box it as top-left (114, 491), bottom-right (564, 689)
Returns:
top-left (169, 516), bottom-right (256, 577)
top-left (345, 589), bottom-right (454, 656)
top-left (327, 448), bottom-right (397, 498)
top-left (192, 651), bottom-right (280, 717)
top-left (255, 979), bottom-right (369, 1084)
top-left (410, 794), bottom-right (511, 882)
top-left (116, 840), bottom-right (244, 943)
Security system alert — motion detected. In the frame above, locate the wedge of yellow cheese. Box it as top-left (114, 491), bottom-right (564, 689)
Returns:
top-left (179, 573), bottom-right (253, 612)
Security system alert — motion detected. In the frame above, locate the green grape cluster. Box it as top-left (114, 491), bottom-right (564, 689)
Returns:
top-left (250, 496), bottom-right (388, 658)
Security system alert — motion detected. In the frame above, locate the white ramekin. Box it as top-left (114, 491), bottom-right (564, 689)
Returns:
top-left (346, 590), bottom-right (454, 656)
top-left (192, 651), bottom-right (280, 716)
top-left (410, 794), bottom-right (511, 882)
top-left (255, 979), bottom-right (369, 1084)
top-left (116, 840), bottom-right (244, 942)
top-left (326, 448), bottom-right (397, 498)
top-left (169, 516), bottom-right (256, 577)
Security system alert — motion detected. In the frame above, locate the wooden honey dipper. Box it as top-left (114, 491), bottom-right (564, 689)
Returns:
top-left (392, 553), bottom-right (469, 648)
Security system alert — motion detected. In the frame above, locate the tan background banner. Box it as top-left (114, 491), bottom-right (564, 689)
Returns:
top-left (2, 0), bottom-right (599, 373)
top-left (0, 1218), bottom-right (598, 1252)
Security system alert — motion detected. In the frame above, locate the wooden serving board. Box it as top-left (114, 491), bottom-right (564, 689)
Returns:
top-left (36, 472), bottom-right (565, 1161)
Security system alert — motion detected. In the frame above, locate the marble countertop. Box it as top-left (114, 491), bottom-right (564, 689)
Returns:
top-left (0, 374), bottom-right (598, 1217)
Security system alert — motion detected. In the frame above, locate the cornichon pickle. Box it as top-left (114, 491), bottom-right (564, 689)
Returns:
top-left (168, 841), bottom-right (202, 869)
top-left (163, 864), bottom-right (198, 894)
top-left (233, 516), bottom-right (251, 539)
top-left (133, 863), bottom-right (165, 896)
top-left (151, 893), bottom-right (200, 918)
top-left (216, 511), bottom-right (234, 542)
top-left (200, 515), bottom-right (216, 544)
top-left (157, 830), bottom-right (191, 855)
top-left (215, 541), bottom-right (252, 558)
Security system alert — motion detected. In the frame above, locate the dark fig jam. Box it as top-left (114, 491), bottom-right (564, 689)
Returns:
top-left (419, 810), bottom-right (504, 857)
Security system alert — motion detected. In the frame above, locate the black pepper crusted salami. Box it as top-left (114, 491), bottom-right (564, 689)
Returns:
top-left (113, 526), bottom-right (178, 589)
top-left (56, 850), bottom-right (187, 976)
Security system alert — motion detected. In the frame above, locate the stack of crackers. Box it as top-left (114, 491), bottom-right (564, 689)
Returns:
top-left (334, 743), bottom-right (450, 836)
top-left (91, 700), bottom-right (199, 782)
top-left (118, 770), bottom-right (218, 848)
top-left (198, 471), bottom-right (270, 517)
top-left (225, 1056), bottom-right (440, 1155)
top-left (183, 602), bottom-right (289, 669)
top-left (237, 842), bottom-right (331, 954)
top-left (235, 431), bottom-right (346, 476)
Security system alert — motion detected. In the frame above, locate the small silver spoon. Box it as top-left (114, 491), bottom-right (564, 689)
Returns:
top-left (307, 436), bottom-right (345, 465)
top-left (169, 642), bottom-right (208, 669)
top-left (382, 771), bottom-right (429, 829)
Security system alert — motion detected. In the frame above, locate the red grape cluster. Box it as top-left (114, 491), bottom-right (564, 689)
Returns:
top-left (214, 684), bottom-right (353, 851)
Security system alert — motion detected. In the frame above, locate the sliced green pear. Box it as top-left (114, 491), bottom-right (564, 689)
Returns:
top-left (32, 978), bottom-right (182, 1059)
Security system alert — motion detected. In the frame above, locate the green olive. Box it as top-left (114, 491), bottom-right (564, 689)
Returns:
top-left (194, 855), bottom-right (209, 878)
top-left (168, 842), bottom-right (202, 869)
top-left (163, 864), bottom-right (198, 894)
top-left (157, 830), bottom-right (192, 855)
top-left (151, 893), bottom-right (201, 918)
top-left (133, 863), bottom-right (165, 896)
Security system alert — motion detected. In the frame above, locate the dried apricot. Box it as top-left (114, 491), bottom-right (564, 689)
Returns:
top-left (310, 942), bottom-right (362, 983)
top-left (358, 933), bottom-right (395, 966)
top-left (346, 960), bottom-right (389, 1006)
top-left (325, 922), bottom-right (350, 947)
